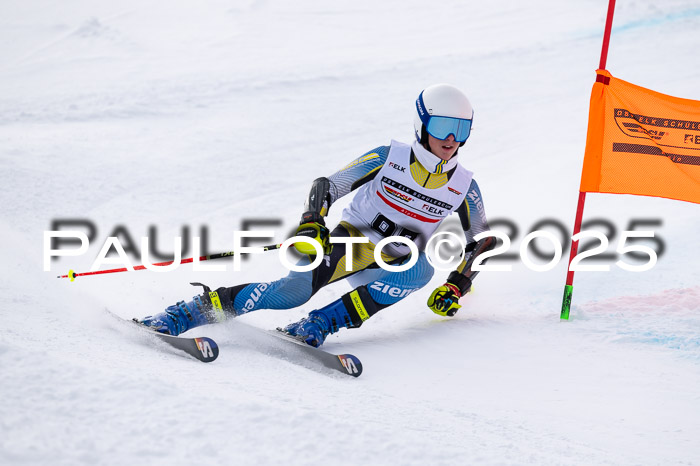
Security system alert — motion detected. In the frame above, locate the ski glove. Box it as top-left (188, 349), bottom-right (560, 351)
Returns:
top-left (427, 283), bottom-right (462, 317)
top-left (294, 211), bottom-right (331, 256)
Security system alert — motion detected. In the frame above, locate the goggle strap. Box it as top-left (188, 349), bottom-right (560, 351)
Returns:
top-left (415, 92), bottom-right (431, 126)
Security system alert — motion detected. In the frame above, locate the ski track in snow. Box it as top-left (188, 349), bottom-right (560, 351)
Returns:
top-left (2, 1), bottom-right (700, 464)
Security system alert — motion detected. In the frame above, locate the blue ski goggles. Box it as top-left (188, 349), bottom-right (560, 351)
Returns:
top-left (425, 116), bottom-right (473, 142)
top-left (416, 92), bottom-right (473, 142)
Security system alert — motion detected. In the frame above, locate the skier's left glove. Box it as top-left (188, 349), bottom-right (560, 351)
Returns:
top-left (427, 283), bottom-right (462, 316)
top-left (294, 211), bottom-right (331, 256)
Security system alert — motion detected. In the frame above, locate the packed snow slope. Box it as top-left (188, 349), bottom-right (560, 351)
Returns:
top-left (2, 1), bottom-right (700, 465)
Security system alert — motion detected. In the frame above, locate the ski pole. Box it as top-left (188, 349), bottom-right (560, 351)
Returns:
top-left (56, 243), bottom-right (285, 282)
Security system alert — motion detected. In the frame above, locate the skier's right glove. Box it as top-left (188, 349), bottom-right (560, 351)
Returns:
top-left (294, 211), bottom-right (330, 256)
top-left (427, 282), bottom-right (462, 317)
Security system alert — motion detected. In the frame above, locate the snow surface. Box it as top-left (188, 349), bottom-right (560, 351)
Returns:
top-left (2, 1), bottom-right (700, 464)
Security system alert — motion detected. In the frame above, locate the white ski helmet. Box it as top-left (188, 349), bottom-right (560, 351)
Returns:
top-left (414, 83), bottom-right (474, 147)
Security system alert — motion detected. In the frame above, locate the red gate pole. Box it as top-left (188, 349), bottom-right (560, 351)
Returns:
top-left (560, 0), bottom-right (617, 319)
top-left (598, 0), bottom-right (618, 71)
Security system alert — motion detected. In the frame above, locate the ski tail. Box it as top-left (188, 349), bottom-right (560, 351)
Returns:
top-left (337, 354), bottom-right (363, 377)
top-left (101, 309), bottom-right (220, 363)
top-left (130, 319), bottom-right (219, 363)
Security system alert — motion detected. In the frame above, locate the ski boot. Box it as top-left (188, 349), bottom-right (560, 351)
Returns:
top-left (283, 288), bottom-right (375, 347)
top-left (136, 283), bottom-right (227, 336)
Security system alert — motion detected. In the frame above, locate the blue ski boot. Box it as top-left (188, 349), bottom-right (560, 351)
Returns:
top-left (283, 287), bottom-right (376, 347)
top-left (137, 283), bottom-right (227, 336)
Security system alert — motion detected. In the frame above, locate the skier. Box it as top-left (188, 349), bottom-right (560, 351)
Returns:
top-left (138, 83), bottom-right (495, 347)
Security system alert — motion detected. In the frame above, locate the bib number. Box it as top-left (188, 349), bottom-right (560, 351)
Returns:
top-left (371, 214), bottom-right (419, 243)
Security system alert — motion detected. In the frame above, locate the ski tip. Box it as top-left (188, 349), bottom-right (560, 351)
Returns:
top-left (337, 354), bottom-right (362, 377)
